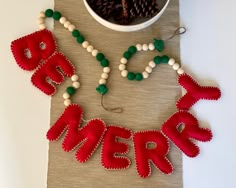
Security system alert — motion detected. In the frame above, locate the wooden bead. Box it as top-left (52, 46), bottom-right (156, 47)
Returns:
top-left (149, 43), bottom-right (155, 51)
top-left (64, 21), bottom-right (71, 28)
top-left (87, 45), bottom-right (94, 53)
top-left (99, 79), bottom-right (107, 85)
top-left (177, 68), bottom-right (185, 74)
top-left (142, 44), bottom-right (149, 51)
top-left (82, 41), bottom-right (89, 48)
top-left (64, 99), bottom-right (71, 106)
top-left (149, 60), bottom-right (156, 68)
top-left (39, 11), bottom-right (45, 18)
top-left (142, 71), bottom-right (149, 79)
top-left (120, 57), bottom-right (128, 64)
top-left (59, 17), bottom-right (66, 24)
top-left (71, 74), bottom-right (79, 82)
top-left (101, 73), bottom-right (109, 79)
top-left (92, 49), bottom-right (98, 57)
top-left (103, 67), bottom-right (111, 73)
top-left (168, 58), bottom-right (175, 66)
top-left (145, 66), bottom-right (153, 73)
top-left (121, 70), bottom-right (128, 77)
top-left (173, 63), bottom-right (180, 70)
top-left (136, 44), bottom-right (142, 51)
top-left (63, 92), bottom-right (70, 99)
top-left (37, 18), bottom-right (44, 24)
top-left (39, 24), bottom-right (46, 30)
top-left (68, 25), bottom-right (75, 32)
top-left (119, 64), bottom-right (126, 71)
top-left (72, 82), bottom-right (80, 89)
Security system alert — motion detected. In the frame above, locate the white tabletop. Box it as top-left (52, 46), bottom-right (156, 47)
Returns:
top-left (0, 0), bottom-right (235, 187)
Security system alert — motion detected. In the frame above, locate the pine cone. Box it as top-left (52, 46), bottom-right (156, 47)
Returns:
top-left (129, 0), bottom-right (159, 18)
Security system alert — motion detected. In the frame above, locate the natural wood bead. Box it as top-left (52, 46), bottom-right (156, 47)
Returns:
top-left (99, 79), bottom-right (106, 85)
top-left (121, 70), bottom-right (128, 77)
top-left (142, 44), bottom-right (149, 51)
top-left (82, 41), bottom-right (89, 48)
top-left (101, 73), bottom-right (109, 79)
top-left (142, 71), bottom-right (149, 79)
top-left (64, 99), bottom-right (71, 106)
top-left (87, 45), bottom-right (94, 52)
top-left (71, 75), bottom-right (79, 82)
top-left (145, 66), bottom-right (153, 73)
top-left (39, 24), bottom-right (46, 30)
top-left (119, 64), bottom-right (126, 71)
top-left (72, 82), bottom-right (80, 89)
top-left (136, 44), bottom-right (142, 51)
top-left (92, 49), bottom-right (98, 57)
top-left (149, 61), bottom-right (156, 68)
top-left (173, 63), bottom-right (180, 70)
top-left (68, 25), bottom-right (75, 32)
top-left (168, 58), bottom-right (175, 66)
top-left (64, 21), bottom-right (71, 28)
top-left (59, 17), bottom-right (66, 24)
top-left (103, 67), bottom-right (111, 73)
top-left (177, 68), bottom-right (185, 74)
top-left (120, 57), bottom-right (128, 64)
top-left (149, 43), bottom-right (155, 51)
top-left (63, 93), bottom-right (70, 99)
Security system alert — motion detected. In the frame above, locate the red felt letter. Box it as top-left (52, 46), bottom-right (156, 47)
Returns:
top-left (11, 30), bottom-right (57, 71)
top-left (46, 104), bottom-right (107, 163)
top-left (177, 74), bottom-right (221, 110)
top-left (31, 52), bottom-right (75, 95)
top-left (133, 130), bottom-right (173, 178)
top-left (101, 126), bottom-right (132, 170)
top-left (161, 111), bottom-right (212, 158)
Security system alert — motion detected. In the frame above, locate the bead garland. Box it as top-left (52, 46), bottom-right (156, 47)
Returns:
top-left (11, 8), bottom-right (222, 179)
top-left (37, 9), bottom-right (110, 96)
top-left (120, 44), bottom-right (184, 81)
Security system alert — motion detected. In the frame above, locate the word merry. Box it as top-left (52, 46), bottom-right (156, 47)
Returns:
top-left (47, 104), bottom-right (212, 178)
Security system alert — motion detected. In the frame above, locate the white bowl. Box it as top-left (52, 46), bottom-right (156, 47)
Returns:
top-left (83, 0), bottom-right (170, 32)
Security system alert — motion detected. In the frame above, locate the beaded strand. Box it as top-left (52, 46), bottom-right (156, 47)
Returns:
top-left (37, 9), bottom-right (110, 96)
top-left (119, 44), bottom-right (185, 81)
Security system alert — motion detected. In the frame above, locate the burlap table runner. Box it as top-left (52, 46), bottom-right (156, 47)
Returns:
top-left (47, 0), bottom-right (182, 187)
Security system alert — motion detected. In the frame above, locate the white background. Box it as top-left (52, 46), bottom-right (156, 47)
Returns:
top-left (0, 0), bottom-right (235, 188)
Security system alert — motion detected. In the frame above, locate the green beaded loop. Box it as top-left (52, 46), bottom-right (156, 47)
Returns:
top-left (45, 9), bottom-right (54, 17)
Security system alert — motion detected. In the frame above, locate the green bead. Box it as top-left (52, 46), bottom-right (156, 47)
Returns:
top-left (100, 59), bottom-right (109, 67)
top-left (66, 86), bottom-right (76, 95)
top-left (96, 53), bottom-right (105, 61)
top-left (123, 51), bottom-right (132, 60)
top-left (96, 84), bottom-right (108, 95)
top-left (154, 39), bottom-right (164, 52)
top-left (72, 29), bottom-right (80, 38)
top-left (77, 35), bottom-right (85, 44)
top-left (135, 73), bottom-right (143, 81)
top-left (45, 9), bottom-right (54, 17)
top-left (161, 55), bottom-right (169, 63)
top-left (128, 46), bottom-right (137, 54)
top-left (127, 72), bottom-right (136, 80)
top-left (53, 11), bottom-right (61, 20)
top-left (154, 56), bottom-right (162, 64)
